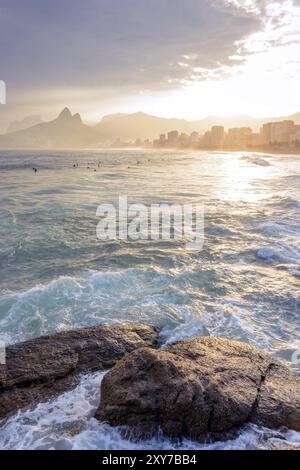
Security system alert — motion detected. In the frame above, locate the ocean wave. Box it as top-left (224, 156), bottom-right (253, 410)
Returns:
top-left (257, 243), bottom-right (300, 266)
top-left (0, 372), bottom-right (299, 450)
top-left (241, 156), bottom-right (271, 167)
top-left (0, 245), bottom-right (16, 259)
top-left (0, 162), bottom-right (53, 171)
top-left (0, 268), bottom-right (186, 343)
top-left (266, 196), bottom-right (300, 209)
top-left (261, 222), bottom-right (300, 238)
top-left (1, 262), bottom-right (299, 363)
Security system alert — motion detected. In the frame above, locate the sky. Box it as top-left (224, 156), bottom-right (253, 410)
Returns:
top-left (0, 0), bottom-right (300, 131)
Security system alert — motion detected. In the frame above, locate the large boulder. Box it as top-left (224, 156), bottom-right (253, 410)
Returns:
top-left (96, 336), bottom-right (300, 442)
top-left (0, 323), bottom-right (158, 419)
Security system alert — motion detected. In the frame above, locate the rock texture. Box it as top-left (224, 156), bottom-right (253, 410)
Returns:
top-left (96, 336), bottom-right (300, 442)
top-left (0, 323), bottom-right (158, 420)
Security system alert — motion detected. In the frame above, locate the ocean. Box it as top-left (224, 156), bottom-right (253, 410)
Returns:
top-left (0, 148), bottom-right (299, 449)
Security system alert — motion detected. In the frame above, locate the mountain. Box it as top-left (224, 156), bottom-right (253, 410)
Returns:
top-left (193, 115), bottom-right (264, 133)
top-left (96, 112), bottom-right (197, 141)
top-left (194, 112), bottom-right (300, 133)
top-left (0, 108), bottom-right (99, 149)
top-left (290, 111), bottom-right (300, 123)
top-left (1, 107), bottom-right (299, 148)
top-left (96, 111), bottom-right (300, 142)
top-left (7, 115), bottom-right (43, 133)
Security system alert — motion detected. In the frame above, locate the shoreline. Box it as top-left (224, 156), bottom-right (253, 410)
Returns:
top-left (0, 146), bottom-right (300, 155)
top-left (1, 322), bottom-right (299, 445)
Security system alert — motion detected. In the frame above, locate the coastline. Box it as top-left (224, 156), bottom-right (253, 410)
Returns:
top-left (1, 322), bottom-right (299, 447)
top-left (0, 145), bottom-right (299, 155)
top-left (0, 149), bottom-right (299, 450)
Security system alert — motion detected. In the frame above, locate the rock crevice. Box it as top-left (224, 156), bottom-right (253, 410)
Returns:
top-left (247, 362), bottom-right (277, 423)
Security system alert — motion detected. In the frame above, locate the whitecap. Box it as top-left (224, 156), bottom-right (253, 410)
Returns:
top-left (241, 156), bottom-right (271, 167)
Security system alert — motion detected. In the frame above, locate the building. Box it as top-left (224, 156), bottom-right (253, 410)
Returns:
top-left (190, 131), bottom-right (199, 144)
top-left (261, 120), bottom-right (296, 144)
top-left (261, 122), bottom-right (273, 144)
top-left (211, 126), bottom-right (225, 147)
top-left (159, 134), bottom-right (166, 146)
top-left (150, 119), bottom-right (300, 151)
top-left (177, 132), bottom-right (190, 147)
top-left (167, 130), bottom-right (179, 146)
top-left (249, 133), bottom-right (263, 147)
top-left (289, 125), bottom-right (300, 143)
top-left (226, 127), bottom-right (252, 147)
top-left (153, 133), bottom-right (167, 148)
top-left (201, 126), bottom-right (224, 148)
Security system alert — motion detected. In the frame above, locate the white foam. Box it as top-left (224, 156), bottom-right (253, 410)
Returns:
top-left (242, 156), bottom-right (271, 167)
top-left (0, 372), bottom-right (299, 450)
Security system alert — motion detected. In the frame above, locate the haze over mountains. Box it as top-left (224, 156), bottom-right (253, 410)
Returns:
top-left (96, 111), bottom-right (300, 142)
top-left (0, 108), bottom-right (98, 149)
top-left (1, 107), bottom-right (300, 149)
top-left (6, 115), bottom-right (43, 134)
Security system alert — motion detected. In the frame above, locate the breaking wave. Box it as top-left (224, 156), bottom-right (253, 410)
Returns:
top-left (0, 372), bottom-right (299, 450)
top-left (1, 149), bottom-right (300, 449)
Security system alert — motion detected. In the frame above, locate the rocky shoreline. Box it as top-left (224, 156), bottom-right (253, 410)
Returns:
top-left (0, 323), bottom-right (158, 420)
top-left (97, 335), bottom-right (300, 442)
top-left (1, 323), bottom-right (299, 443)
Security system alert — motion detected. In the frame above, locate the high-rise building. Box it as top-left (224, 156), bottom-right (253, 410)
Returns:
top-left (249, 133), bottom-right (263, 147)
top-left (200, 126), bottom-right (224, 148)
top-left (177, 133), bottom-right (189, 147)
top-left (190, 131), bottom-right (199, 144)
top-left (292, 125), bottom-right (300, 142)
top-left (226, 127), bottom-right (252, 147)
top-left (167, 130), bottom-right (179, 146)
top-left (210, 126), bottom-right (225, 147)
top-left (159, 134), bottom-right (166, 146)
top-left (261, 120), bottom-right (296, 144)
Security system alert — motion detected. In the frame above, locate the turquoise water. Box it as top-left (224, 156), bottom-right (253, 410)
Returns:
top-left (0, 149), bottom-right (299, 449)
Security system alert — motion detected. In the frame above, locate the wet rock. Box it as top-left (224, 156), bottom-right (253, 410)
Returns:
top-left (0, 323), bottom-right (158, 420)
top-left (96, 336), bottom-right (300, 442)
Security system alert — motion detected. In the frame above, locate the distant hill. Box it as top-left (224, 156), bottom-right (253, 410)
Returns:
top-left (96, 111), bottom-right (300, 142)
top-left (193, 115), bottom-right (264, 133)
top-left (0, 108), bottom-right (99, 149)
top-left (195, 112), bottom-right (300, 132)
top-left (289, 111), bottom-right (300, 124)
top-left (7, 115), bottom-right (43, 134)
top-left (0, 107), bottom-right (299, 148)
top-left (95, 112), bottom-right (196, 141)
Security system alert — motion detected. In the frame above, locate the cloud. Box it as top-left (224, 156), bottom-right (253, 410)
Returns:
top-left (0, 0), bottom-right (299, 128)
top-left (0, 0), bottom-right (261, 91)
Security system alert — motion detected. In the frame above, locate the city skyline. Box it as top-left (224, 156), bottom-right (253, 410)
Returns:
top-left (151, 118), bottom-right (300, 151)
top-left (1, 103), bottom-right (299, 150)
top-left (1, 0), bottom-right (300, 133)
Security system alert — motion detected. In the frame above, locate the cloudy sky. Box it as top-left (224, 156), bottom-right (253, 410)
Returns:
top-left (0, 0), bottom-right (300, 130)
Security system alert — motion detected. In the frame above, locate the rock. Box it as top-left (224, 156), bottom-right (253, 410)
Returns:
top-left (96, 336), bottom-right (300, 442)
top-left (0, 323), bottom-right (158, 420)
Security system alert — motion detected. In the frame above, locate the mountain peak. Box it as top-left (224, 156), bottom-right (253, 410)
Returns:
top-left (72, 112), bottom-right (82, 124)
top-left (58, 107), bottom-right (72, 120)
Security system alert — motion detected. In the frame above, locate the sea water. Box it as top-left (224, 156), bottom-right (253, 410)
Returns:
top-left (0, 149), bottom-right (299, 449)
